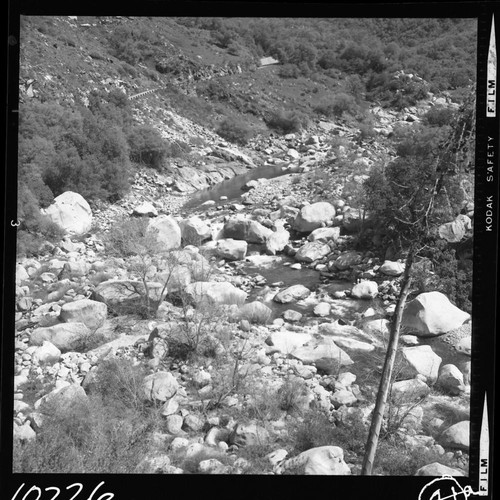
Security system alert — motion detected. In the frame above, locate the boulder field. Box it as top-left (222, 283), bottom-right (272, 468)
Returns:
top-left (14, 137), bottom-right (471, 475)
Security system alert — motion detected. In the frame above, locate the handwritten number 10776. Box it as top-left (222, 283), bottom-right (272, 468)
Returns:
top-left (11, 482), bottom-right (114, 500)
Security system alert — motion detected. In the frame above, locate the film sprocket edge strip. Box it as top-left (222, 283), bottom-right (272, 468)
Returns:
top-left (0, 3), bottom-right (499, 500)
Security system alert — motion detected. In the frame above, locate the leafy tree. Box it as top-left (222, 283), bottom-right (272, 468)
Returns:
top-left (127, 125), bottom-right (167, 170)
top-left (361, 91), bottom-right (475, 475)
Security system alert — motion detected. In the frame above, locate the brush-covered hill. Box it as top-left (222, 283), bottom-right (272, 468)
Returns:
top-left (18, 15), bottom-right (476, 250)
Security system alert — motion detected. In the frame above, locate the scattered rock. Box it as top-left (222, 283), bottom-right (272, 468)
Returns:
top-left (350, 281), bottom-right (378, 299)
top-left (308, 227), bottom-right (340, 243)
top-left (229, 422), bottom-right (270, 447)
top-left (295, 241), bottom-right (331, 263)
top-left (31, 341), bottom-right (61, 365)
top-left (215, 238), bottom-right (248, 260)
top-left (283, 310), bottom-right (303, 322)
top-left (132, 202), bottom-right (158, 217)
top-left (313, 302), bottom-right (331, 317)
top-left (273, 284), bottom-right (311, 303)
top-left (333, 251), bottom-right (362, 270)
top-left (142, 371), bottom-right (179, 402)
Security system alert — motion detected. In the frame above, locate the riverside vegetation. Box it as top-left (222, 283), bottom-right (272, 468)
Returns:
top-left (12, 16), bottom-right (474, 475)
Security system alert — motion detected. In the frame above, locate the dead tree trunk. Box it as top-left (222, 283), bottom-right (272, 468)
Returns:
top-left (361, 247), bottom-right (415, 475)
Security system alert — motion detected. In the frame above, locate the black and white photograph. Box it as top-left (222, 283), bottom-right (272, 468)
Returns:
top-left (1, 3), bottom-right (498, 499)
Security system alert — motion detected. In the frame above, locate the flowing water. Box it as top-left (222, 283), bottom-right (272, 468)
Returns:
top-left (183, 163), bottom-right (299, 209)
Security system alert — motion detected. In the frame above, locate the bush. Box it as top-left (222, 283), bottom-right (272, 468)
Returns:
top-left (314, 93), bottom-right (358, 118)
top-left (278, 63), bottom-right (301, 79)
top-left (13, 359), bottom-right (161, 473)
top-left (18, 99), bottom-right (132, 207)
top-left (216, 117), bottom-right (252, 145)
top-left (16, 183), bottom-right (65, 256)
top-left (424, 105), bottom-right (457, 127)
top-left (265, 110), bottom-right (308, 134)
top-left (127, 125), bottom-right (166, 170)
top-left (292, 408), bottom-right (367, 457)
top-left (276, 376), bottom-right (310, 415)
top-left (358, 122), bottom-right (377, 142)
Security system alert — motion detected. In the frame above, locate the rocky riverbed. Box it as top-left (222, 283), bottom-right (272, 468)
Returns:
top-left (13, 160), bottom-right (472, 476)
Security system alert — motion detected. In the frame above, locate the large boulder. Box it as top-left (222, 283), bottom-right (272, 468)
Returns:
top-left (223, 217), bottom-right (273, 244)
top-left (379, 260), bottom-right (405, 276)
top-left (185, 282), bottom-right (247, 306)
top-left (59, 299), bottom-right (108, 330)
top-left (402, 292), bottom-right (470, 336)
top-left (30, 322), bottom-right (91, 352)
top-left (215, 239), bottom-right (247, 261)
top-left (391, 378), bottom-right (430, 402)
top-left (180, 217), bottom-right (212, 245)
top-left (147, 215), bottom-right (181, 251)
top-left (229, 422), bottom-right (270, 447)
top-left (237, 301), bottom-right (273, 324)
top-left (41, 191), bottom-right (92, 236)
top-left (276, 446), bottom-right (350, 475)
top-left (439, 421), bottom-right (470, 451)
top-left (266, 331), bottom-right (313, 355)
top-left (94, 279), bottom-right (144, 304)
top-left (273, 284), bottom-right (311, 303)
top-left (293, 202), bottom-right (337, 233)
top-left (295, 241), bottom-right (331, 263)
top-left (401, 345), bottom-right (442, 384)
top-left (350, 281), bottom-right (379, 299)
top-left (415, 463), bottom-right (465, 476)
top-left (291, 336), bottom-right (353, 370)
top-left (59, 261), bottom-right (91, 278)
top-left (35, 383), bottom-right (89, 414)
top-left (437, 364), bottom-right (466, 395)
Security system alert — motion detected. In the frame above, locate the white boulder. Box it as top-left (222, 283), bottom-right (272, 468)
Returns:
top-left (41, 191), bottom-right (92, 236)
top-left (293, 202), bottom-right (337, 233)
top-left (59, 299), bottom-right (107, 330)
top-left (401, 345), bottom-right (442, 384)
top-left (147, 215), bottom-right (181, 251)
top-left (402, 292), bottom-right (470, 336)
top-left (351, 281), bottom-right (379, 299)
